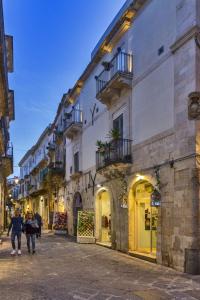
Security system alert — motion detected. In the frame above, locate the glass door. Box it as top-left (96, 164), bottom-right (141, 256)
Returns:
top-left (135, 182), bottom-right (158, 256)
top-left (113, 114), bottom-right (123, 138)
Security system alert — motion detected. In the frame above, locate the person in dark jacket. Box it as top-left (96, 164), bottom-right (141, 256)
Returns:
top-left (34, 212), bottom-right (43, 238)
top-left (7, 210), bottom-right (24, 256)
top-left (24, 212), bottom-right (38, 254)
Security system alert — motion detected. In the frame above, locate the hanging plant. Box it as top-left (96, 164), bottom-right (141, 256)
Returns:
top-left (154, 166), bottom-right (161, 190)
top-left (118, 175), bottom-right (128, 208)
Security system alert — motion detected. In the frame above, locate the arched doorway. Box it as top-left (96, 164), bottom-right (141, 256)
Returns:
top-left (129, 180), bottom-right (158, 257)
top-left (73, 192), bottom-right (83, 236)
top-left (96, 189), bottom-right (111, 246)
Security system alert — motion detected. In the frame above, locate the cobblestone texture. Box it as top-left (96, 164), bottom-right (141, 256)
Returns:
top-left (0, 233), bottom-right (200, 299)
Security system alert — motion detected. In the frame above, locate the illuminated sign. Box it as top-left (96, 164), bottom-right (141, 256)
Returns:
top-left (151, 190), bottom-right (161, 207)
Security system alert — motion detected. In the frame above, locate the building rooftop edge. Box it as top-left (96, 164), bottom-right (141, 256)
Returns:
top-left (91, 0), bottom-right (133, 59)
top-left (18, 125), bottom-right (52, 167)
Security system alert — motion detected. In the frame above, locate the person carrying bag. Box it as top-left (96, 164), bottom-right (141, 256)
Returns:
top-left (24, 212), bottom-right (38, 254)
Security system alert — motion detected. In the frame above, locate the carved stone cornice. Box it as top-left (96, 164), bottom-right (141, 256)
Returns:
top-left (170, 25), bottom-right (200, 54)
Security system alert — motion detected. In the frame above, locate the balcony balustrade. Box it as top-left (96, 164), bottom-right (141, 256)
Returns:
top-left (8, 89), bottom-right (15, 121)
top-left (28, 184), bottom-right (38, 196)
top-left (48, 162), bottom-right (65, 178)
top-left (5, 35), bottom-right (14, 73)
top-left (0, 118), bottom-right (9, 155)
top-left (63, 109), bottom-right (83, 139)
top-left (54, 129), bottom-right (63, 145)
top-left (96, 138), bottom-right (132, 171)
top-left (95, 51), bottom-right (133, 106)
top-left (1, 144), bottom-right (13, 176)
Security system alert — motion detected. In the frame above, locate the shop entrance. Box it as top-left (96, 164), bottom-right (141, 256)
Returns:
top-left (129, 181), bottom-right (158, 257)
top-left (96, 189), bottom-right (111, 246)
top-left (73, 192), bottom-right (83, 236)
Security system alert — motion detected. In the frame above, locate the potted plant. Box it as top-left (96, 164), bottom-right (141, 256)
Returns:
top-left (96, 140), bottom-right (108, 154)
top-left (107, 128), bottom-right (121, 140)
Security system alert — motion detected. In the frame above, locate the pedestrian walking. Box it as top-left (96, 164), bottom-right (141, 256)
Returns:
top-left (7, 209), bottom-right (24, 256)
top-left (24, 212), bottom-right (38, 254)
top-left (34, 212), bottom-right (43, 238)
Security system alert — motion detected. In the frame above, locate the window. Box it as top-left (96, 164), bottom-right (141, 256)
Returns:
top-left (113, 114), bottom-right (123, 138)
top-left (74, 152), bottom-right (79, 173)
top-left (158, 46), bottom-right (164, 56)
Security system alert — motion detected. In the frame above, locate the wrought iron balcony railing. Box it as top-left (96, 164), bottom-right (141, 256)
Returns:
top-left (48, 162), bottom-right (65, 178)
top-left (63, 109), bottom-right (83, 139)
top-left (96, 139), bottom-right (132, 171)
top-left (64, 109), bottom-right (83, 130)
top-left (0, 143), bottom-right (14, 176)
top-left (96, 51), bottom-right (133, 96)
top-left (0, 118), bottom-right (10, 154)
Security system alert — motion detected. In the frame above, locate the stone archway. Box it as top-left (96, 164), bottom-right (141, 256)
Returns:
top-left (73, 192), bottom-right (83, 236)
top-left (128, 180), bottom-right (158, 258)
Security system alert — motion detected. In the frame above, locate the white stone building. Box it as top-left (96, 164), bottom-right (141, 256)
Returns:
top-left (63, 0), bottom-right (200, 274)
top-left (19, 0), bottom-right (200, 273)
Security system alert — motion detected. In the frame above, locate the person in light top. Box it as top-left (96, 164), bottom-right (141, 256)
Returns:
top-left (7, 209), bottom-right (24, 256)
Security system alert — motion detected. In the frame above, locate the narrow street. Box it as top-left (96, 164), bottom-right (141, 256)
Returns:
top-left (0, 233), bottom-right (200, 300)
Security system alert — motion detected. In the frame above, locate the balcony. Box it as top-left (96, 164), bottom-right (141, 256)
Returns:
top-left (54, 129), bottom-right (63, 145)
top-left (28, 179), bottom-right (47, 197)
top-left (30, 155), bottom-right (48, 175)
top-left (1, 144), bottom-right (13, 177)
top-left (0, 119), bottom-right (4, 154)
top-left (28, 184), bottom-right (38, 196)
top-left (8, 90), bottom-right (15, 121)
top-left (5, 35), bottom-right (13, 73)
top-left (46, 142), bottom-right (56, 159)
top-left (95, 51), bottom-right (133, 106)
top-left (48, 162), bottom-right (65, 180)
top-left (63, 109), bottom-right (83, 139)
top-left (96, 139), bottom-right (132, 172)
top-left (0, 118), bottom-right (9, 154)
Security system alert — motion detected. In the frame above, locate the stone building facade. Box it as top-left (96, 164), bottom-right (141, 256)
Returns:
top-left (19, 0), bottom-right (200, 273)
top-left (19, 97), bottom-right (67, 229)
top-left (0, 0), bottom-right (14, 231)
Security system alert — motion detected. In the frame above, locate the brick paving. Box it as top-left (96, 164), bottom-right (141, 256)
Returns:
top-left (0, 233), bottom-right (200, 299)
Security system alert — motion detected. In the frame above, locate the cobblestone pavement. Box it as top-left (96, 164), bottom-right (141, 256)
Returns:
top-left (1, 233), bottom-right (200, 300)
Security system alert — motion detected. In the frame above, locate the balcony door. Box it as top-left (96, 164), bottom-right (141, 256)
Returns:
top-left (74, 152), bottom-right (79, 173)
top-left (113, 114), bottom-right (123, 138)
top-left (112, 114), bottom-right (123, 161)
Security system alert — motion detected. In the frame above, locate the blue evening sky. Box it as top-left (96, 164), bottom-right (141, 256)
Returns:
top-left (3, 0), bottom-right (125, 176)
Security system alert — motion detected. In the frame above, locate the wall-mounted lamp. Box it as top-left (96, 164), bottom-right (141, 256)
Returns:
top-left (97, 184), bottom-right (102, 188)
top-left (136, 174), bottom-right (145, 181)
top-left (14, 178), bottom-right (19, 184)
